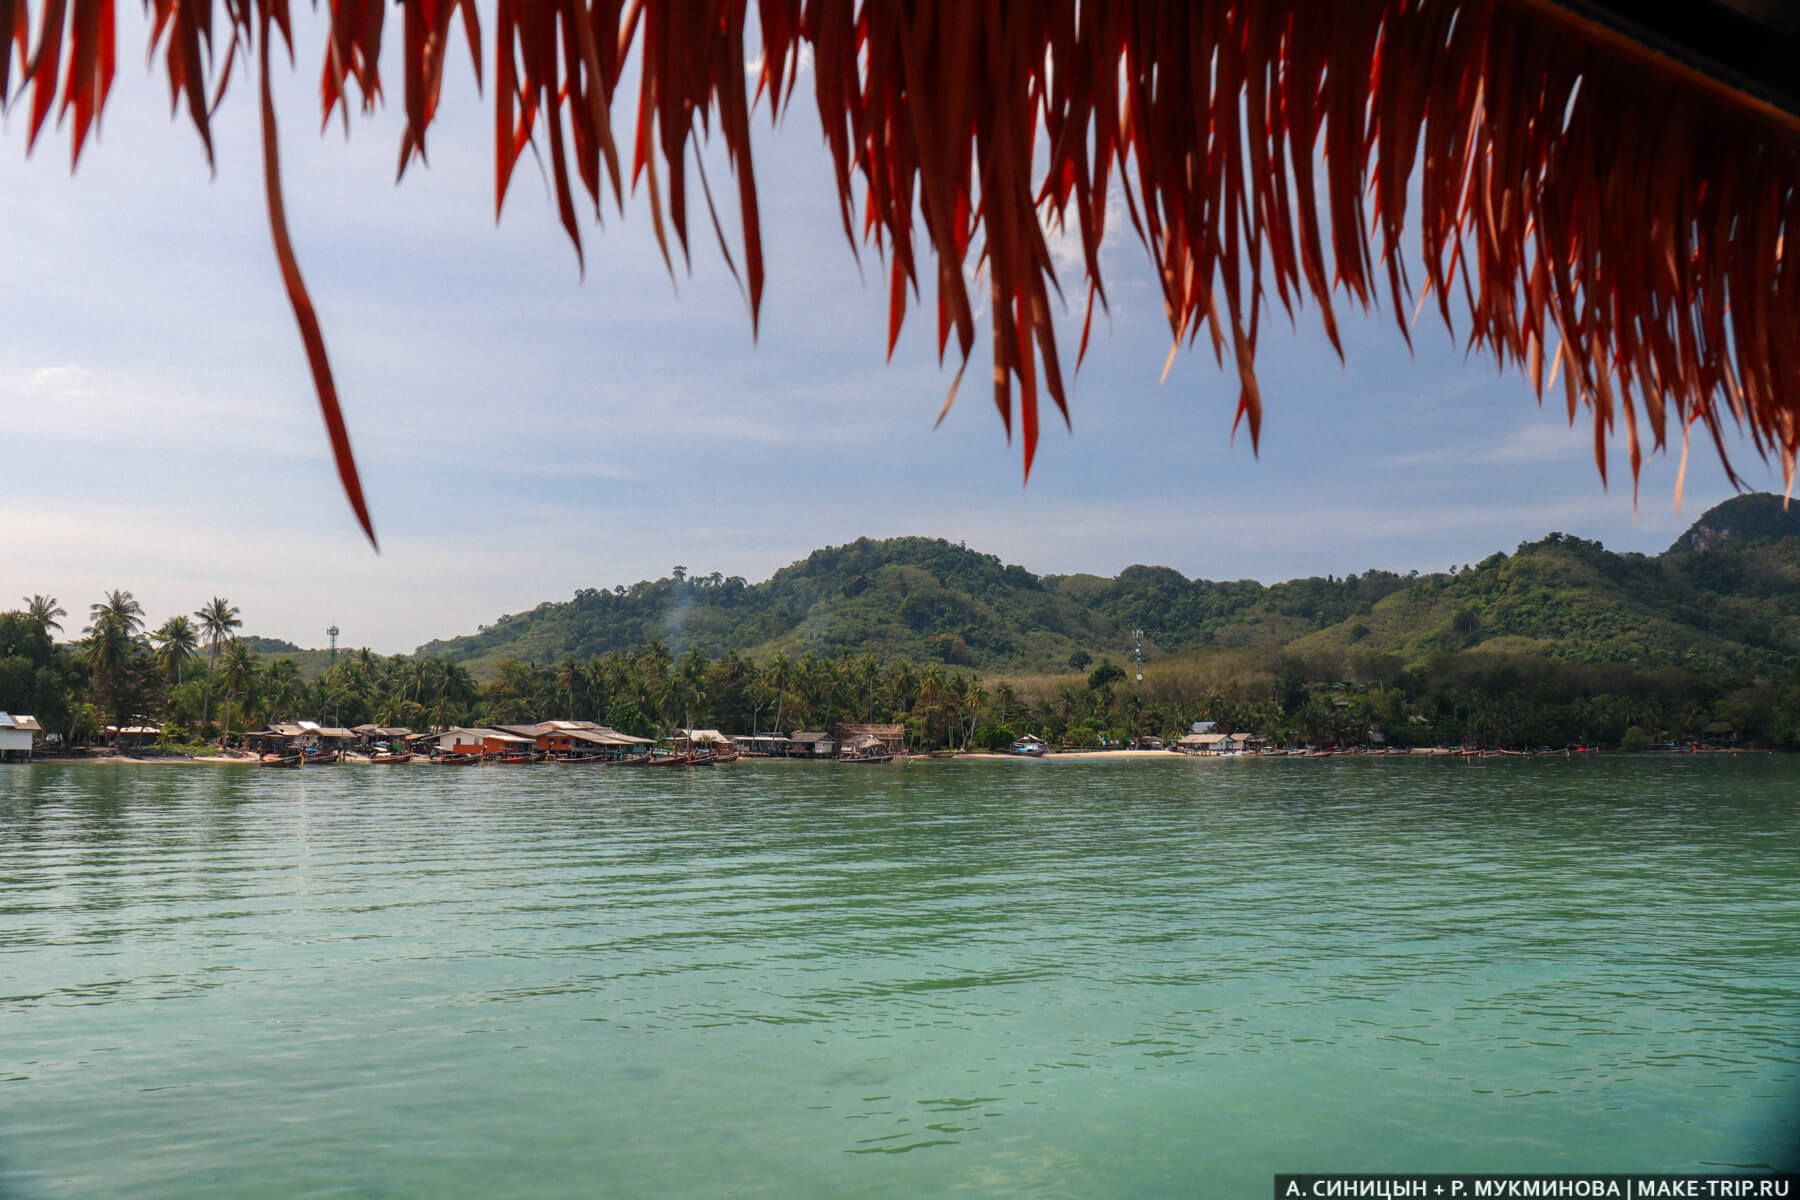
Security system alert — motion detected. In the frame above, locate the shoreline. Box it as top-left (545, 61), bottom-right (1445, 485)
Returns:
top-left (16, 746), bottom-right (1777, 767)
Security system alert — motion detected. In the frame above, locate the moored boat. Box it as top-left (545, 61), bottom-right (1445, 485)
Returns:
top-left (433, 752), bottom-right (482, 765)
top-left (259, 752), bottom-right (303, 768)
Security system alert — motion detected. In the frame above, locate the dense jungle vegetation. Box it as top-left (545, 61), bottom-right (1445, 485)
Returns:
top-left (4, 495), bottom-right (1797, 751)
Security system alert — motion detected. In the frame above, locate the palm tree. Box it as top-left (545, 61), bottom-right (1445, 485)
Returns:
top-left (151, 615), bottom-right (200, 688)
top-left (23, 595), bottom-right (66, 637)
top-left (195, 597), bottom-right (242, 732)
top-left (262, 658), bottom-right (304, 721)
top-left (762, 652), bottom-right (793, 734)
top-left (217, 639), bottom-right (259, 738)
top-left (556, 656), bottom-right (584, 717)
top-left (84, 590), bottom-right (147, 743)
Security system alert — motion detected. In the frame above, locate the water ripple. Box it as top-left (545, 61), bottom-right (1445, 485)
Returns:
top-left (2, 756), bottom-right (1797, 1197)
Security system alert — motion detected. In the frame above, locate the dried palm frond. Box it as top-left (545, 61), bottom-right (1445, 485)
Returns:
top-left (5, 0), bottom-right (1797, 545)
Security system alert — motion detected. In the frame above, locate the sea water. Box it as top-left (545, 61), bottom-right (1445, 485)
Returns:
top-left (2, 756), bottom-right (1797, 1197)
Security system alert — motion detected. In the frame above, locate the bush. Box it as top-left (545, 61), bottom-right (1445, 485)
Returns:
top-left (971, 724), bottom-right (1016, 751)
top-left (1619, 725), bottom-right (1653, 752)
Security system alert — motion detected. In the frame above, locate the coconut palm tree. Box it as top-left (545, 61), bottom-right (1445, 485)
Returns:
top-left (217, 639), bottom-right (259, 738)
top-left (151, 615), bottom-right (201, 688)
top-left (762, 652), bottom-right (793, 735)
top-left (195, 597), bottom-right (242, 732)
top-left (261, 658), bottom-right (304, 722)
top-left (84, 591), bottom-right (147, 744)
top-left (22, 595), bottom-right (66, 637)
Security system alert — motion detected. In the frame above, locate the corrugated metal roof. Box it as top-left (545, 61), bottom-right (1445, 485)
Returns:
top-left (0, 713), bottom-right (43, 731)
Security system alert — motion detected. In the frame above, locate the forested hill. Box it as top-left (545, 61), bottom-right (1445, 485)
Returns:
top-left (413, 497), bottom-right (1800, 678)
top-left (1666, 491), bottom-right (1800, 553)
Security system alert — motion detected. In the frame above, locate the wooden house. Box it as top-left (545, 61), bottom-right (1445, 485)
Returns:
top-left (833, 723), bottom-right (905, 754)
top-left (788, 731), bottom-right (836, 758)
top-left (0, 712), bottom-right (41, 762)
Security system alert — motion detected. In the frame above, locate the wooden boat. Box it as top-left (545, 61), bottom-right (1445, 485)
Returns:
top-left (606, 753), bottom-right (652, 766)
top-left (259, 752), bottom-right (302, 768)
top-left (301, 748), bottom-right (340, 765)
top-left (644, 752), bottom-right (692, 766)
top-left (433, 752), bottom-right (482, 765)
top-left (493, 752), bottom-right (544, 765)
top-left (838, 752), bottom-right (894, 764)
top-left (554, 753), bottom-right (609, 765)
top-left (369, 752), bottom-right (413, 764)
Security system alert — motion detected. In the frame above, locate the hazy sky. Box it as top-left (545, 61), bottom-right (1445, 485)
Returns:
top-left (3, 9), bottom-right (1779, 654)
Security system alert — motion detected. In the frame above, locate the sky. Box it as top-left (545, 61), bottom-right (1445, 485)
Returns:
top-left (2, 8), bottom-right (1784, 655)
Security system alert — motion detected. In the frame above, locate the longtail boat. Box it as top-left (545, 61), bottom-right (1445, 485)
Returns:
top-left (302, 749), bottom-right (340, 765)
top-left (369, 752), bottom-right (413, 764)
top-left (259, 752), bottom-right (302, 768)
top-left (434, 752), bottom-right (481, 765)
top-left (554, 753), bottom-right (609, 765)
top-left (644, 752), bottom-right (692, 767)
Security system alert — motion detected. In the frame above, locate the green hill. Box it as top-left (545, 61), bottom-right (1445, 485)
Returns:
top-left (1667, 492), bottom-right (1800, 553)
top-left (413, 497), bottom-right (1800, 681)
top-left (1286, 529), bottom-right (1799, 675)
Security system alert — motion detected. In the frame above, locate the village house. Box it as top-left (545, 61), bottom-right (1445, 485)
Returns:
top-left (494, 721), bottom-right (655, 758)
top-left (352, 724), bottom-right (415, 752)
top-left (1174, 731), bottom-right (1264, 755)
top-left (673, 729), bottom-right (734, 752)
top-left (833, 723), bottom-right (905, 755)
top-left (436, 727), bottom-right (537, 757)
top-left (787, 731), bottom-right (836, 758)
top-left (0, 712), bottom-right (41, 762)
top-left (102, 723), bottom-right (163, 750)
top-left (734, 734), bottom-right (791, 758)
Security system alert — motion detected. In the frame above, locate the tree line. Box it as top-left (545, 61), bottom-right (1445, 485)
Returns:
top-left (3, 592), bottom-right (1797, 752)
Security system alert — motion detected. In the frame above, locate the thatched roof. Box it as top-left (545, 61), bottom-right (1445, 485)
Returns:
top-left (6, 1), bottom-right (1796, 541)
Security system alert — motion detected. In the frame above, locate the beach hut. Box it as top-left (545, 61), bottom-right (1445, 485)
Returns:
top-left (788, 732), bottom-right (836, 759)
top-left (102, 724), bottom-right (163, 750)
top-left (354, 725), bottom-right (414, 751)
top-left (834, 723), bottom-right (906, 755)
top-left (0, 713), bottom-right (41, 762)
top-left (674, 729), bottom-right (734, 752)
top-left (1176, 732), bottom-right (1249, 756)
top-left (313, 727), bottom-right (361, 754)
top-left (839, 733), bottom-right (887, 759)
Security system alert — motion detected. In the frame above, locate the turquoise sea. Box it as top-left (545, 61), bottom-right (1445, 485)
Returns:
top-left (3, 756), bottom-right (1797, 1197)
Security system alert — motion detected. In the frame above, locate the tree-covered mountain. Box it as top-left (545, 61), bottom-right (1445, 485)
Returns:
top-left (1666, 491), bottom-right (1800, 553)
top-left (1284, 527), bottom-right (1799, 675)
top-left (415, 496), bottom-right (1799, 681)
top-left (415, 538), bottom-right (1120, 675)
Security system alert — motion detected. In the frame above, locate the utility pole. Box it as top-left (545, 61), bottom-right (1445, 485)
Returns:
top-left (327, 625), bottom-right (340, 728)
